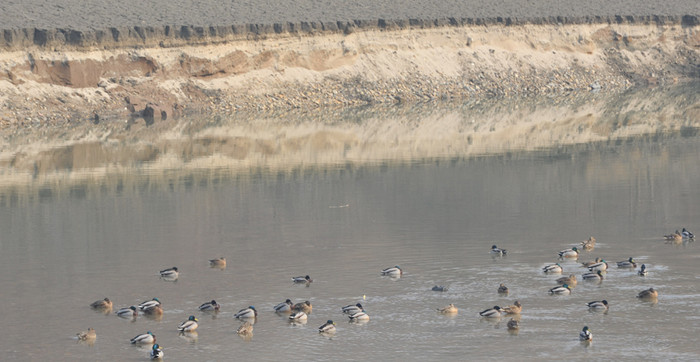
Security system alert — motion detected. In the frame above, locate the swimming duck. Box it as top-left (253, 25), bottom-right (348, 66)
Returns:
top-left (479, 306), bottom-right (503, 318)
top-left (587, 259), bottom-right (609, 272)
top-left (637, 288), bottom-right (658, 300)
top-left (432, 285), bottom-right (449, 292)
top-left (293, 301), bottom-right (313, 314)
top-left (682, 227), bottom-right (694, 239)
top-left (381, 266), bottom-right (403, 277)
top-left (209, 257), bottom-right (226, 268)
top-left (130, 331), bottom-right (155, 345)
top-left (292, 275), bottom-right (313, 284)
top-left (177, 315), bottom-right (198, 332)
top-left (274, 299), bottom-right (294, 313)
top-left (341, 303), bottom-right (363, 315)
top-left (586, 300), bottom-right (609, 310)
top-left (556, 274), bottom-right (578, 286)
top-left (198, 300), bottom-right (221, 312)
top-left (437, 304), bottom-right (458, 314)
top-left (558, 247), bottom-right (579, 259)
top-left (138, 298), bottom-right (161, 310)
top-left (581, 257), bottom-right (602, 268)
top-left (289, 311), bottom-right (308, 321)
top-left (549, 284), bottom-right (572, 295)
top-left (150, 344), bottom-right (163, 359)
top-left (319, 320), bottom-right (336, 333)
top-left (77, 327), bottom-right (96, 341)
top-left (616, 257), bottom-right (637, 268)
top-left (580, 236), bottom-right (596, 251)
top-left (234, 306), bottom-right (258, 319)
top-left (237, 321), bottom-right (254, 335)
top-left (542, 263), bottom-right (563, 274)
top-left (116, 306), bottom-right (138, 318)
top-left (90, 298), bottom-right (112, 310)
top-left (507, 318), bottom-right (519, 330)
top-left (502, 301), bottom-right (522, 315)
top-left (491, 245), bottom-right (507, 256)
top-left (579, 326), bottom-right (592, 342)
top-left (638, 264), bottom-right (648, 276)
top-left (159, 267), bottom-right (179, 279)
top-left (348, 310), bottom-right (370, 321)
top-left (582, 270), bottom-right (604, 281)
top-left (498, 284), bottom-right (509, 294)
top-left (664, 230), bottom-right (683, 242)
top-left (143, 305), bottom-right (163, 316)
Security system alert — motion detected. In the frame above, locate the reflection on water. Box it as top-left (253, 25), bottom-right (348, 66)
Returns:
top-left (0, 86), bottom-right (699, 360)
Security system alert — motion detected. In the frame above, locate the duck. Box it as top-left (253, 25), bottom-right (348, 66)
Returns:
top-left (638, 264), bottom-right (648, 276)
top-left (507, 318), bottom-right (519, 330)
top-left (237, 321), bottom-right (254, 335)
top-left (498, 283), bottom-right (509, 294)
top-left (549, 284), bottom-right (572, 295)
top-left (558, 247), bottom-right (579, 259)
top-left (587, 259), bottom-right (609, 272)
top-left (491, 245), bottom-right (507, 256)
top-left (159, 267), bottom-right (179, 279)
top-left (502, 301), bottom-right (522, 315)
top-left (582, 270), bottom-right (604, 281)
top-left (177, 315), bottom-right (198, 332)
top-left (234, 306), bottom-right (258, 319)
top-left (581, 257), bottom-right (602, 268)
top-left (293, 301), bottom-right (313, 314)
top-left (381, 266), bottom-right (403, 277)
top-left (319, 320), bottom-right (336, 333)
top-left (479, 306), bottom-right (503, 318)
top-left (90, 298), bottom-right (112, 310)
top-left (587, 300), bottom-right (609, 310)
top-left (637, 288), bottom-right (658, 300)
top-left (289, 311), bottom-right (308, 321)
top-left (341, 303), bottom-right (363, 315)
top-left (116, 306), bottom-right (138, 318)
top-left (579, 326), bottom-right (593, 342)
top-left (143, 305), bottom-right (163, 316)
top-left (437, 304), bottom-right (458, 314)
top-left (616, 257), bottom-right (637, 268)
top-left (77, 327), bottom-right (96, 341)
top-left (431, 285), bottom-right (449, 292)
top-left (292, 275), bottom-right (313, 284)
top-left (138, 298), bottom-right (161, 311)
top-left (130, 331), bottom-right (155, 345)
top-left (664, 230), bottom-right (683, 242)
top-left (150, 344), bottom-right (163, 359)
top-left (580, 236), bottom-right (596, 251)
top-left (348, 310), bottom-right (370, 321)
top-left (209, 257), bottom-right (226, 268)
top-left (198, 300), bottom-right (221, 312)
top-left (274, 299), bottom-right (294, 313)
top-left (542, 263), bottom-right (563, 274)
top-left (556, 274), bottom-right (578, 287)
top-left (682, 227), bottom-right (694, 239)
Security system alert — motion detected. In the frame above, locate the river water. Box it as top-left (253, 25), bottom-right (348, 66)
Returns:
top-left (0, 87), bottom-right (699, 361)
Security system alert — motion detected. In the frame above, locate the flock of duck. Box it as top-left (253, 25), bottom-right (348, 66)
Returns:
top-left (78, 228), bottom-right (694, 358)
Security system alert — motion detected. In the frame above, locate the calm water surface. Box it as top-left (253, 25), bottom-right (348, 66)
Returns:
top-left (1, 96), bottom-right (699, 361)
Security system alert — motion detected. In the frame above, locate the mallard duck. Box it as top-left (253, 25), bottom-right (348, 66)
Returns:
top-left (274, 299), bottom-right (294, 313)
top-left (116, 306), bottom-right (138, 318)
top-left (502, 301), bottom-right (522, 315)
top-left (292, 301), bottom-right (312, 314)
top-left (90, 298), bottom-right (112, 310)
top-left (664, 230), bottom-right (683, 242)
top-left (432, 285), bottom-right (449, 292)
top-left (150, 344), bottom-right (163, 359)
top-left (638, 264), bottom-right (648, 276)
top-left (579, 326), bottom-right (592, 342)
top-left (198, 300), bottom-right (220, 312)
top-left (131, 331), bottom-right (155, 344)
top-left (507, 318), bottom-right (519, 330)
top-left (582, 270), bottom-right (604, 281)
top-left (437, 304), bottom-right (458, 314)
top-left (292, 275), bottom-right (313, 284)
top-left (542, 263), bottom-right (563, 274)
top-left (237, 321), bottom-right (253, 335)
top-left (77, 327), bottom-right (96, 341)
top-left (498, 284), bottom-right (509, 294)
top-left (479, 306), bottom-right (503, 318)
top-left (682, 227), bottom-right (694, 239)
top-left (209, 257), bottom-right (226, 268)
top-left (556, 274), bottom-right (577, 286)
top-left (138, 298), bottom-right (161, 310)
top-left (381, 266), bottom-right (403, 276)
top-left (319, 320), bottom-right (336, 333)
top-left (289, 311), bottom-right (308, 321)
top-left (348, 310), bottom-right (370, 321)
top-left (491, 245), bottom-right (507, 256)
top-left (617, 257), bottom-right (637, 268)
top-left (143, 305), bottom-right (163, 316)
top-left (234, 306), bottom-right (258, 319)
top-left (580, 237), bottom-right (596, 251)
top-left (581, 257), bottom-right (602, 268)
top-left (177, 315), bottom-right (198, 332)
top-left (549, 284), bottom-right (572, 295)
top-left (558, 247), bottom-right (579, 259)
top-left (637, 288), bottom-right (658, 300)
top-left (587, 260), bottom-right (609, 272)
top-left (159, 267), bottom-right (179, 279)
top-left (587, 300), bottom-right (609, 310)
top-left (341, 303), bottom-right (363, 315)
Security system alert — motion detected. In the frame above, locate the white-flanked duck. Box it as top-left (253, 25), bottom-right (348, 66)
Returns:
top-left (381, 266), bottom-right (403, 277)
top-left (274, 299), bottom-right (294, 313)
top-left (543, 263), bottom-right (563, 274)
top-left (549, 284), bottom-right (572, 295)
top-left (558, 247), bottom-right (579, 259)
top-left (582, 270), bottom-right (604, 281)
top-left (616, 257), bottom-right (637, 268)
top-left (479, 306), bottom-right (503, 318)
top-left (198, 300), bottom-right (220, 312)
top-left (437, 304), bottom-right (458, 314)
top-left (579, 326), bottom-right (592, 342)
top-left (638, 264), bottom-right (648, 276)
top-left (292, 275), bottom-right (313, 284)
top-left (319, 320), bottom-right (336, 333)
top-left (587, 259), bottom-right (609, 272)
top-left (150, 343), bottom-right (163, 359)
top-left (491, 245), bottom-right (507, 256)
top-left (177, 315), bottom-right (198, 332)
top-left (138, 298), bottom-right (161, 311)
top-left (348, 310), bottom-right (370, 321)
top-left (289, 311), bottom-right (308, 321)
top-left (682, 227), bottom-right (694, 239)
top-left (159, 267), bottom-right (179, 279)
top-left (131, 331), bottom-right (155, 345)
top-left (234, 306), bottom-right (258, 319)
top-left (587, 300), bottom-right (609, 310)
top-left (116, 306), bottom-right (138, 318)
top-left (341, 303), bottom-right (363, 315)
